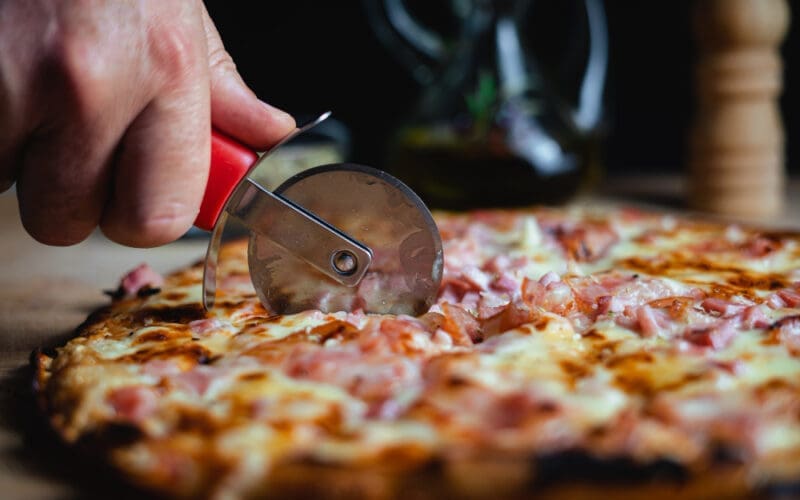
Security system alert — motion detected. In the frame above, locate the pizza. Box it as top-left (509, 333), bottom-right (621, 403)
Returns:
top-left (34, 205), bottom-right (800, 499)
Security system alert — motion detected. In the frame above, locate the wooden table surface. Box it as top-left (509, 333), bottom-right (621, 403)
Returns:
top-left (0, 176), bottom-right (797, 499)
top-left (0, 190), bottom-right (209, 499)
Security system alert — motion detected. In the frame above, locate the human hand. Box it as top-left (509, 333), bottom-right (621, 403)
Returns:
top-left (0, 0), bottom-right (295, 247)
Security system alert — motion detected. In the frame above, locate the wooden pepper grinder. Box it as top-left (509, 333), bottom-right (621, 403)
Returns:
top-left (688, 0), bottom-right (790, 219)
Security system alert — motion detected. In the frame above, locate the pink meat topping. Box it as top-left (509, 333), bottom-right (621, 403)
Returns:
top-left (684, 319), bottom-right (738, 350)
top-left (108, 386), bottom-right (159, 422)
top-left (432, 214), bottom-right (788, 349)
top-left (172, 366), bottom-right (217, 397)
top-left (188, 318), bottom-right (226, 337)
top-left (120, 263), bottom-right (164, 297)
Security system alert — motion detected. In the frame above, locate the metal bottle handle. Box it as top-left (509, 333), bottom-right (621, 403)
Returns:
top-left (573, 0), bottom-right (608, 133)
top-left (364, 0), bottom-right (608, 133)
top-left (362, 0), bottom-right (449, 84)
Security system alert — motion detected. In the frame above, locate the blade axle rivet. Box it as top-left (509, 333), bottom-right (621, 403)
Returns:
top-left (332, 250), bottom-right (358, 276)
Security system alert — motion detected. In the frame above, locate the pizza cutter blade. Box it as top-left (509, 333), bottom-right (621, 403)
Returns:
top-left (248, 164), bottom-right (442, 315)
top-left (194, 113), bottom-right (443, 316)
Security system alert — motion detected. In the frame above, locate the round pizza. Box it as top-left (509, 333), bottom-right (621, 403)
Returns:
top-left (34, 206), bottom-right (800, 498)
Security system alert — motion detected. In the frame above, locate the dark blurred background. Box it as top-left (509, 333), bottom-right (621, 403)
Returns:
top-left (204, 0), bottom-right (798, 177)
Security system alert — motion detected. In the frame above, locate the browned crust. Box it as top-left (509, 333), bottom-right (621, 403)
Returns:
top-left (32, 350), bottom-right (49, 390)
top-left (257, 459), bottom-right (758, 500)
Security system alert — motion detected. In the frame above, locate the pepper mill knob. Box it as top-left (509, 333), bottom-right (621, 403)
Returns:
top-left (688, 0), bottom-right (790, 218)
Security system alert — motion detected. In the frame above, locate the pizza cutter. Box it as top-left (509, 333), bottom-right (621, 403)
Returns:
top-left (193, 112), bottom-right (443, 316)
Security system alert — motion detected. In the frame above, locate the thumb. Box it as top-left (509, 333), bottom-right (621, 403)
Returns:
top-left (201, 6), bottom-right (295, 150)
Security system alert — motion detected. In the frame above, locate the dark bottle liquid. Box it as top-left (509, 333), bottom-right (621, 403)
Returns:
top-left (385, 118), bottom-right (601, 211)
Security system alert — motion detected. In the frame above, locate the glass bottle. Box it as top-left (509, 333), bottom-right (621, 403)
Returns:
top-left (364, 0), bottom-right (608, 210)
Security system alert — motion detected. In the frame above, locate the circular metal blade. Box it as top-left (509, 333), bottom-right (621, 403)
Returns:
top-left (248, 164), bottom-right (443, 315)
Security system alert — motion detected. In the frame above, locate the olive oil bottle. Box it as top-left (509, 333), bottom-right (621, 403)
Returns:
top-left (365, 0), bottom-right (607, 210)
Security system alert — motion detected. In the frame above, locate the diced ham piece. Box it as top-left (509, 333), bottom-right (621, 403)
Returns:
top-left (551, 222), bottom-right (619, 262)
top-left (763, 288), bottom-right (800, 310)
top-left (741, 305), bottom-right (771, 329)
top-left (440, 303), bottom-right (482, 344)
top-left (597, 295), bottom-right (624, 315)
top-left (684, 320), bottom-right (737, 350)
top-left (521, 278), bottom-right (544, 306)
top-left (491, 272), bottom-right (520, 295)
top-left (777, 289), bottom-right (800, 308)
top-left (462, 266), bottom-right (491, 291)
top-left (775, 315), bottom-right (800, 336)
top-left (108, 386), bottom-right (158, 422)
top-left (119, 263), bottom-right (163, 297)
top-left (744, 236), bottom-right (780, 257)
top-left (369, 317), bottom-right (438, 354)
top-left (572, 281), bottom-right (615, 313)
top-left (523, 276), bottom-right (574, 316)
top-left (480, 301), bottom-right (536, 338)
top-left (172, 366), bottom-right (216, 396)
top-left (767, 293), bottom-right (786, 309)
top-left (538, 271), bottom-right (560, 287)
top-left (776, 316), bottom-right (800, 355)
top-left (614, 305), bottom-right (672, 338)
top-left (459, 292), bottom-right (481, 313)
top-left (482, 255), bottom-right (511, 274)
top-left (477, 292), bottom-right (510, 320)
top-left (635, 305), bottom-right (662, 338)
top-left (439, 266), bottom-right (491, 302)
top-left (571, 273), bottom-right (697, 324)
top-left (594, 272), bottom-right (638, 290)
top-left (701, 297), bottom-right (746, 317)
top-left (541, 282), bottom-right (574, 314)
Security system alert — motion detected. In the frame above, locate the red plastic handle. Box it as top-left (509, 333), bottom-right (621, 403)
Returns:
top-left (194, 130), bottom-right (259, 231)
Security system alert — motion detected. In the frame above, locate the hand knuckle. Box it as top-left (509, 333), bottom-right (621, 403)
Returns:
top-left (148, 26), bottom-right (200, 77)
top-left (45, 35), bottom-right (107, 117)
